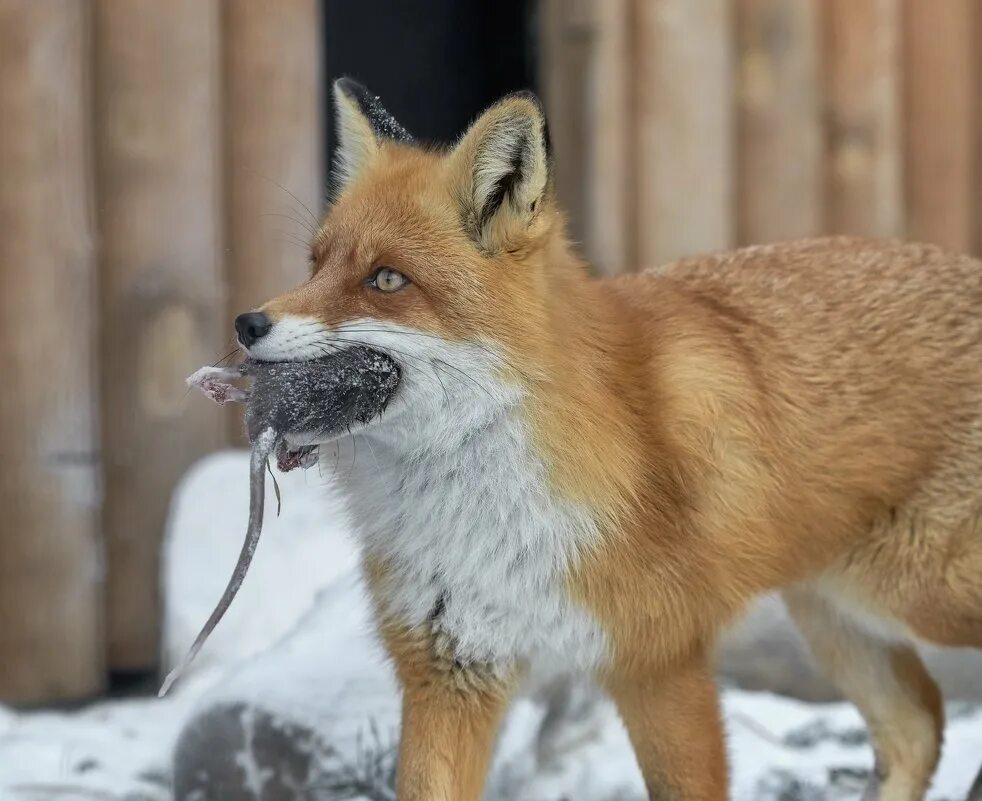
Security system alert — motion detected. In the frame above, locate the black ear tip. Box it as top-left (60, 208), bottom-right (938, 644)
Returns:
top-left (334, 76), bottom-right (369, 100)
top-left (505, 89), bottom-right (545, 116)
top-left (333, 76), bottom-right (414, 143)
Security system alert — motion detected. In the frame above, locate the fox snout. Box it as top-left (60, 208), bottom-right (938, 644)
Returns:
top-left (232, 307), bottom-right (335, 363)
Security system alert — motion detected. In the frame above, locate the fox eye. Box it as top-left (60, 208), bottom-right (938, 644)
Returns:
top-left (369, 267), bottom-right (409, 293)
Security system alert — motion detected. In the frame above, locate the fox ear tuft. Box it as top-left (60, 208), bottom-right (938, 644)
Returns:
top-left (332, 78), bottom-right (413, 188)
top-left (450, 91), bottom-right (551, 252)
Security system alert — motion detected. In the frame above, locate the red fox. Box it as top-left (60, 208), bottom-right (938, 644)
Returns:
top-left (235, 79), bottom-right (982, 801)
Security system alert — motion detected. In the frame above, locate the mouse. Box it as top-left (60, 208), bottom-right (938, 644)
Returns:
top-left (160, 347), bottom-right (400, 696)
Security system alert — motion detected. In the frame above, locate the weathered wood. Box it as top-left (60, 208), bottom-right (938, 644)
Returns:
top-left (736, 0), bottom-right (821, 245)
top-left (823, 0), bottom-right (902, 237)
top-left (902, 0), bottom-right (975, 250)
top-left (539, 0), bottom-right (589, 259)
top-left (635, 0), bottom-right (733, 267)
top-left (93, 0), bottom-right (225, 671)
top-left (223, 0), bottom-right (323, 440)
top-left (0, 0), bottom-right (103, 703)
top-left (974, 3), bottom-right (982, 258)
top-left (539, 0), bottom-right (634, 275)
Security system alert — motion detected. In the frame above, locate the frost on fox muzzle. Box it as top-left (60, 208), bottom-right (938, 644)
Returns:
top-left (162, 347), bottom-right (400, 695)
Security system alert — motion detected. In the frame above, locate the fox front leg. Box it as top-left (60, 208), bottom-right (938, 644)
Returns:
top-left (395, 676), bottom-right (513, 801)
top-left (378, 620), bottom-right (515, 801)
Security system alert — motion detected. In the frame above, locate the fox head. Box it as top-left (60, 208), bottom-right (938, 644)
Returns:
top-left (235, 78), bottom-right (585, 446)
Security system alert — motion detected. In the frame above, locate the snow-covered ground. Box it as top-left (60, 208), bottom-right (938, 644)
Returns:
top-left (1, 451), bottom-right (979, 801)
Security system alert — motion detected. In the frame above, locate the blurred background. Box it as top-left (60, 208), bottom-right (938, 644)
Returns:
top-left (1, 0), bottom-right (980, 711)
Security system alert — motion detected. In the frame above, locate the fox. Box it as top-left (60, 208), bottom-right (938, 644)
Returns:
top-left (233, 78), bottom-right (982, 801)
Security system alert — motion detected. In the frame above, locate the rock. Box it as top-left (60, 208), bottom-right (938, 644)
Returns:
top-left (171, 576), bottom-right (402, 801)
top-left (174, 703), bottom-right (326, 801)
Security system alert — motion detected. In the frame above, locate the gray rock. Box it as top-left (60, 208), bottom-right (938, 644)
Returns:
top-left (174, 703), bottom-right (326, 801)
top-left (171, 577), bottom-right (402, 801)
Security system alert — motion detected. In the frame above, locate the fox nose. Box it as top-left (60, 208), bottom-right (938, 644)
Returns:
top-left (235, 312), bottom-right (272, 348)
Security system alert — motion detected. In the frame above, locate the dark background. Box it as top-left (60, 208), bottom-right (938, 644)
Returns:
top-left (323, 0), bottom-right (537, 188)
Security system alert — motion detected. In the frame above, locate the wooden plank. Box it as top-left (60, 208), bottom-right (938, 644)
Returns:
top-left (93, 0), bottom-right (226, 672)
top-left (902, 0), bottom-right (975, 250)
top-left (974, 3), bottom-right (982, 257)
top-left (736, 0), bottom-right (821, 245)
top-left (539, 0), bottom-right (589, 251)
top-left (579, 0), bottom-right (633, 276)
top-left (635, 0), bottom-right (733, 267)
top-left (0, 0), bottom-right (103, 702)
top-left (223, 6), bottom-right (322, 323)
top-left (539, 0), bottom-right (633, 276)
top-left (823, 0), bottom-right (902, 238)
top-left (223, 0), bottom-right (323, 440)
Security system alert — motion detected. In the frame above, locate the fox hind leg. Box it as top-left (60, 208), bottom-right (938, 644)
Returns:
top-left (784, 586), bottom-right (943, 801)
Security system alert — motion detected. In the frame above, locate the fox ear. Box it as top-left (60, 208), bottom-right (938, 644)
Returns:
top-left (450, 91), bottom-right (551, 252)
top-left (332, 78), bottom-right (413, 188)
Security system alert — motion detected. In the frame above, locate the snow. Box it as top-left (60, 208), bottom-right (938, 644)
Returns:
top-left (0, 690), bottom-right (194, 801)
top-left (1, 450), bottom-right (979, 801)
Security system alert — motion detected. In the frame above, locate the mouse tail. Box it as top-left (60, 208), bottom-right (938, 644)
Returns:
top-left (158, 427), bottom-right (278, 697)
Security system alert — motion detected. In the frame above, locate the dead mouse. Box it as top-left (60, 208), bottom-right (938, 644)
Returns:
top-left (160, 347), bottom-right (400, 696)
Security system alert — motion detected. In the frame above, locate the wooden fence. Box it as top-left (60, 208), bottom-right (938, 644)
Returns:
top-left (0, 0), bottom-right (321, 704)
top-left (541, 0), bottom-right (982, 275)
top-left (2, 0), bottom-right (981, 704)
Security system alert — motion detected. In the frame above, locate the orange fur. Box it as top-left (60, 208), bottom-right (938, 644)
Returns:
top-left (250, 84), bottom-right (982, 800)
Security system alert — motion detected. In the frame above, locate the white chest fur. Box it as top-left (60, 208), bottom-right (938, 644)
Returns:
top-left (331, 408), bottom-right (609, 675)
top-left (262, 317), bottom-right (610, 675)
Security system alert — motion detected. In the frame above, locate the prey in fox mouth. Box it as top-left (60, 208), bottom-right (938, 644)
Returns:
top-left (160, 347), bottom-right (400, 695)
